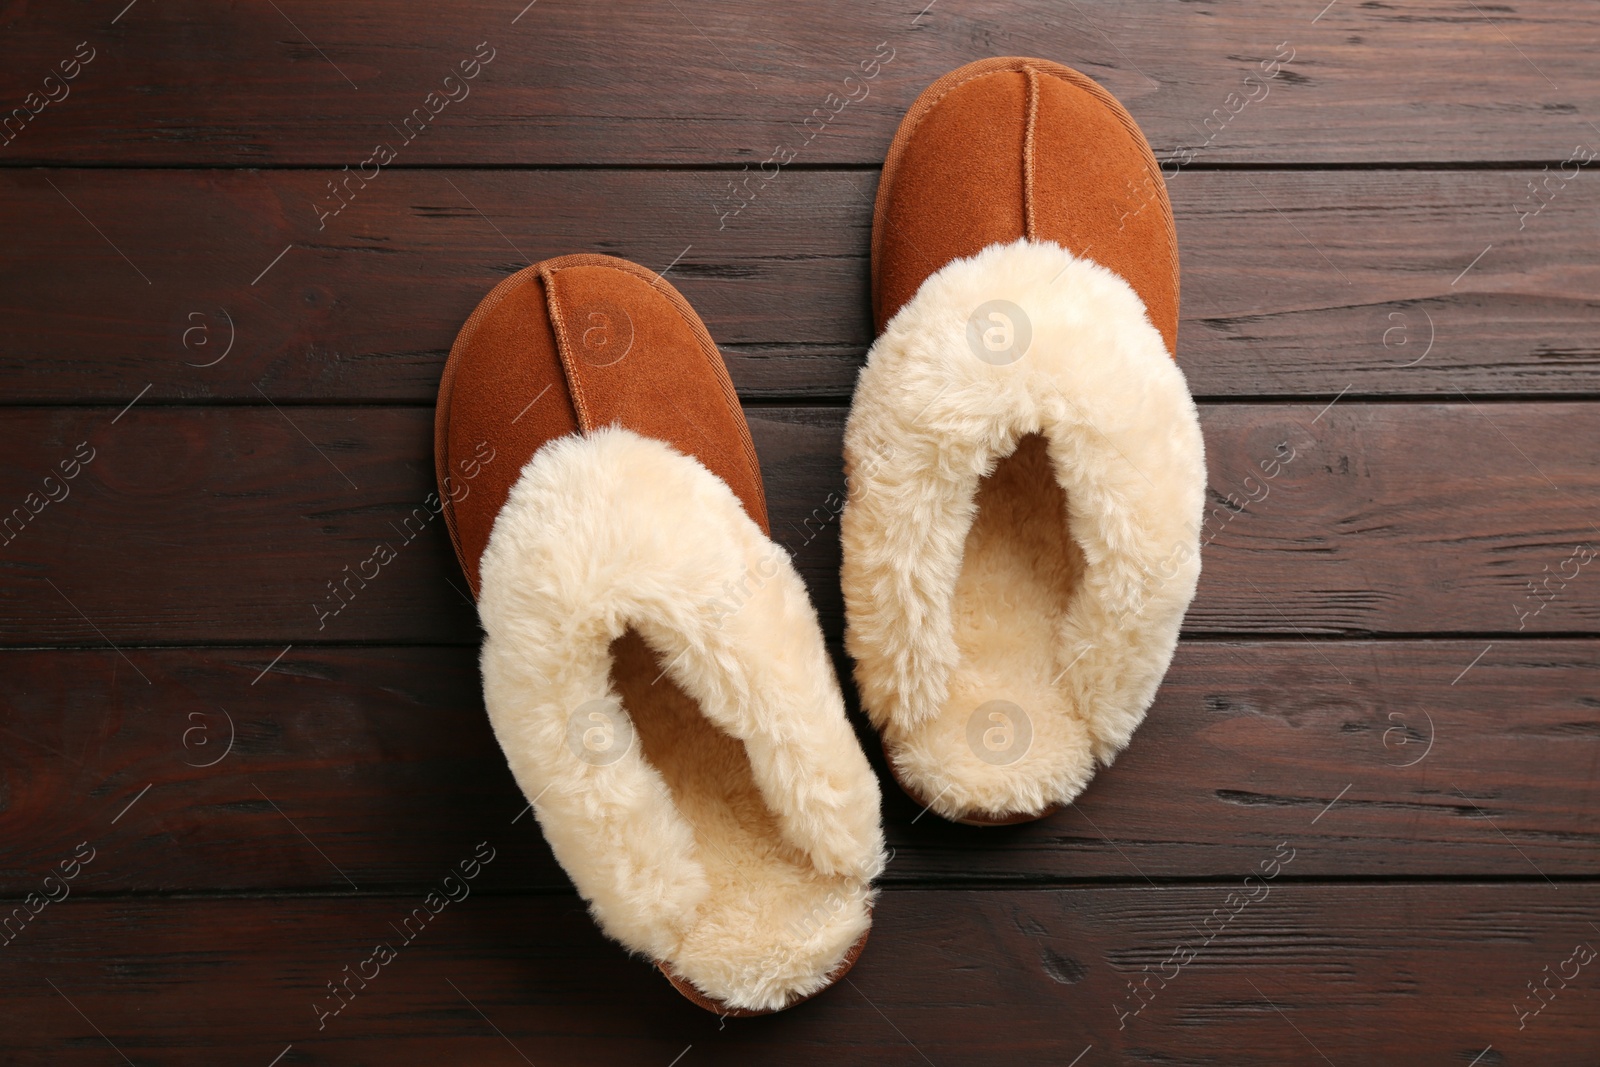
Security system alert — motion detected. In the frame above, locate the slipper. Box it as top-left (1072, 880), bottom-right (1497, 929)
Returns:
top-left (436, 253), bottom-right (886, 1014)
top-left (841, 59), bottom-right (1206, 825)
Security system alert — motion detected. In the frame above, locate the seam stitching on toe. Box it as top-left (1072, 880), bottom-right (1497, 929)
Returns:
top-left (539, 266), bottom-right (594, 432)
top-left (1024, 64), bottom-right (1039, 240)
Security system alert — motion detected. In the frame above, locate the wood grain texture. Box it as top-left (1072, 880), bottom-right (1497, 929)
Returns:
top-left (3, 4), bottom-right (1599, 1059)
top-left (1, 403), bottom-right (1596, 644)
top-left (1, 641), bottom-right (1596, 893)
top-left (3, 886), bottom-right (1597, 1065)
top-left (2, 0), bottom-right (1598, 166)
top-left (2, 168), bottom-right (1597, 403)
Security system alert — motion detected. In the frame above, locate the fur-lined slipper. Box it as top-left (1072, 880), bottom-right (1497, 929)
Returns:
top-left (841, 59), bottom-right (1206, 825)
top-left (436, 254), bottom-right (886, 1014)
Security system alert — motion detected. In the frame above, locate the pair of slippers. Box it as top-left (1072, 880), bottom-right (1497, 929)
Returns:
top-left (434, 58), bottom-right (1205, 1015)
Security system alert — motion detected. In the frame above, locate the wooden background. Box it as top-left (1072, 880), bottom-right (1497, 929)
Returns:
top-left (2, 1), bottom-right (1598, 1063)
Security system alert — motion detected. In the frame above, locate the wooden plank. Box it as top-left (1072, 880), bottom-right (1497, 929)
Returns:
top-left (0, 169), bottom-right (871, 402)
top-left (1, 403), bottom-right (1596, 644)
top-left (1, 641), bottom-right (1595, 893)
top-left (3, 886), bottom-right (1597, 1064)
top-left (2, 0), bottom-right (1598, 166)
top-left (3, 169), bottom-right (1598, 403)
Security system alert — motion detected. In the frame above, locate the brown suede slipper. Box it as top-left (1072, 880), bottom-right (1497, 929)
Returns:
top-left (437, 254), bottom-right (885, 1014)
top-left (872, 56), bottom-right (1180, 351)
top-left (841, 60), bottom-right (1206, 825)
top-left (435, 253), bottom-right (767, 596)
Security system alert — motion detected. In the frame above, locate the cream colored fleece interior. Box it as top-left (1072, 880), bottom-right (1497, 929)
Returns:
top-left (950, 434), bottom-right (1085, 723)
top-left (842, 239), bottom-right (1206, 823)
top-left (478, 427), bottom-right (883, 1014)
top-left (881, 434), bottom-right (1098, 818)
top-left (949, 432), bottom-right (1092, 776)
top-left (610, 630), bottom-right (865, 997)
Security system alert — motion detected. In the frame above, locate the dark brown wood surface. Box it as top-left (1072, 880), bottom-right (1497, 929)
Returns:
top-left (2, 404), bottom-right (1596, 642)
top-left (8, 887), bottom-right (1600, 1066)
top-left (2, 169), bottom-right (1597, 402)
top-left (2, 0), bottom-right (1598, 166)
top-left (1, 641), bottom-right (1596, 894)
top-left (2, 1), bottom-right (1597, 1063)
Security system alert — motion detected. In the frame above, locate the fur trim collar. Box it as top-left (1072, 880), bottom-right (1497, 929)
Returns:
top-left (841, 239), bottom-right (1206, 818)
top-left (478, 427), bottom-right (884, 1011)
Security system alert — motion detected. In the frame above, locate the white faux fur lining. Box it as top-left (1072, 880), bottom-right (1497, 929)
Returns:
top-left (841, 239), bottom-right (1205, 820)
top-left (477, 426), bottom-right (884, 1012)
